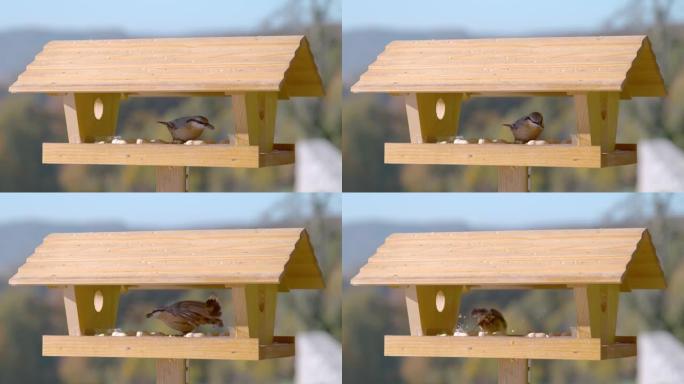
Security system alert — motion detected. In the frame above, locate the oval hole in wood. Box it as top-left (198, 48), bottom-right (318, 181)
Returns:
top-left (435, 290), bottom-right (445, 312)
top-left (435, 98), bottom-right (446, 120)
top-left (93, 290), bottom-right (104, 312)
top-left (93, 98), bottom-right (104, 120)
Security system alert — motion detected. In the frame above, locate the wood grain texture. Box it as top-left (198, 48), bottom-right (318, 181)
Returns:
top-left (498, 359), bottom-right (528, 384)
top-left (352, 36), bottom-right (665, 98)
top-left (498, 166), bottom-right (529, 192)
top-left (233, 285), bottom-right (278, 344)
top-left (63, 285), bottom-right (120, 336)
top-left (43, 335), bottom-right (295, 360)
top-left (384, 143), bottom-right (637, 168)
top-left (384, 335), bottom-right (636, 360)
top-left (156, 167), bottom-right (188, 192)
top-left (42, 143), bottom-right (295, 168)
top-left (574, 285), bottom-right (620, 344)
top-left (9, 228), bottom-right (324, 290)
top-left (156, 359), bottom-right (186, 384)
top-left (405, 285), bottom-right (462, 336)
top-left (351, 228), bottom-right (666, 289)
top-left (10, 36), bottom-right (324, 96)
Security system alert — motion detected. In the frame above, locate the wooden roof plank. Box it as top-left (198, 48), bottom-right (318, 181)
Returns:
top-left (9, 35), bottom-right (323, 96)
top-left (351, 228), bottom-right (666, 289)
top-left (9, 228), bottom-right (324, 289)
top-left (352, 35), bottom-right (665, 97)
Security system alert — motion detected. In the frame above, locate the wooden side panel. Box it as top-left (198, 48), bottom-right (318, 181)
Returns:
top-left (498, 359), bottom-right (528, 384)
top-left (574, 92), bottom-right (619, 151)
top-left (405, 285), bottom-right (462, 336)
top-left (232, 92), bottom-right (278, 152)
top-left (405, 93), bottom-right (462, 143)
top-left (63, 285), bottom-right (120, 336)
top-left (574, 284), bottom-right (619, 344)
top-left (232, 285), bottom-right (278, 344)
top-left (63, 93), bottom-right (120, 143)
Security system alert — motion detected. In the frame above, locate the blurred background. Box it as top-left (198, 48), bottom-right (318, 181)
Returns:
top-left (0, 193), bottom-right (341, 383)
top-left (0, 0), bottom-right (341, 192)
top-left (342, 0), bottom-right (684, 192)
top-left (343, 193), bottom-right (684, 383)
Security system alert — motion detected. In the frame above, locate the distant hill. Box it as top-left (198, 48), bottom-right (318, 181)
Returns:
top-left (0, 221), bottom-right (128, 274)
top-left (0, 29), bottom-right (128, 83)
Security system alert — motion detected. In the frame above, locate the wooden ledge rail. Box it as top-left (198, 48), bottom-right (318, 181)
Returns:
top-left (42, 143), bottom-right (295, 168)
top-left (43, 335), bottom-right (295, 361)
top-left (384, 335), bottom-right (636, 361)
top-left (385, 143), bottom-right (637, 168)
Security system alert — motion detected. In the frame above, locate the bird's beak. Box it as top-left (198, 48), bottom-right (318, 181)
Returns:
top-left (206, 123), bottom-right (215, 130)
top-left (157, 121), bottom-right (170, 128)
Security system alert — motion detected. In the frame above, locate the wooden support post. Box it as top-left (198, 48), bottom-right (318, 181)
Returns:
top-left (63, 285), bottom-right (120, 336)
top-left (232, 285), bottom-right (278, 344)
top-left (232, 92), bottom-right (278, 152)
top-left (63, 93), bottom-right (120, 143)
top-left (574, 284), bottom-right (619, 344)
top-left (405, 285), bottom-right (462, 336)
top-left (405, 93), bottom-right (463, 143)
top-left (573, 92), bottom-right (619, 152)
top-left (498, 359), bottom-right (529, 384)
top-left (156, 166), bottom-right (188, 192)
top-left (156, 359), bottom-right (187, 384)
top-left (498, 166), bottom-right (529, 192)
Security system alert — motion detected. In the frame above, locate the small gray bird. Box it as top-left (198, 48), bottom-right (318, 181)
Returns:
top-left (502, 112), bottom-right (544, 143)
top-left (471, 308), bottom-right (507, 335)
top-left (146, 297), bottom-right (223, 334)
top-left (157, 115), bottom-right (215, 142)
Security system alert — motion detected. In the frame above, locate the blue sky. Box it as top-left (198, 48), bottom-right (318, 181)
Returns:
top-left (0, 193), bottom-right (341, 227)
top-left (343, 0), bottom-right (684, 33)
top-left (0, 0), bottom-right (341, 34)
top-left (343, 193), bottom-right (684, 227)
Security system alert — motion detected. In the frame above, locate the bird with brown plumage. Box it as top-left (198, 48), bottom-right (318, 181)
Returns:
top-left (471, 308), bottom-right (507, 335)
top-left (146, 296), bottom-right (223, 335)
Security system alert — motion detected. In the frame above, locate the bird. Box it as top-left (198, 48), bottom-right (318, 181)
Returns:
top-left (502, 112), bottom-right (544, 143)
top-left (146, 297), bottom-right (223, 334)
top-left (157, 115), bottom-right (215, 142)
top-left (471, 308), bottom-right (507, 335)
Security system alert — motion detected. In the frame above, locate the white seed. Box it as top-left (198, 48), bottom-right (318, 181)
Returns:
top-left (453, 331), bottom-right (468, 337)
top-left (111, 138), bottom-right (126, 145)
top-left (136, 138), bottom-right (144, 144)
top-left (112, 331), bottom-right (126, 337)
top-left (438, 141), bottom-right (448, 144)
top-left (478, 331), bottom-right (486, 337)
top-left (534, 140), bottom-right (547, 145)
top-left (136, 331), bottom-right (143, 337)
top-left (453, 138), bottom-right (469, 144)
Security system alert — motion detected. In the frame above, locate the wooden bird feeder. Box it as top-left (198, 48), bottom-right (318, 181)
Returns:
top-left (8, 228), bottom-right (324, 384)
top-left (9, 35), bottom-right (324, 191)
top-left (351, 228), bottom-right (666, 383)
top-left (351, 35), bottom-right (666, 191)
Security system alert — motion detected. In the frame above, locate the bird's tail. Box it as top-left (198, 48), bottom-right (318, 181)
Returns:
top-left (206, 297), bottom-right (222, 317)
top-left (146, 308), bottom-right (164, 318)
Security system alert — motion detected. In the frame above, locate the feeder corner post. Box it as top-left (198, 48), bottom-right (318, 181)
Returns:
top-left (232, 92), bottom-right (279, 152)
top-left (232, 284), bottom-right (278, 344)
top-left (573, 92), bottom-right (620, 152)
top-left (63, 93), bottom-right (121, 143)
top-left (405, 93), bottom-right (463, 144)
top-left (63, 285), bottom-right (120, 336)
top-left (404, 285), bottom-right (462, 336)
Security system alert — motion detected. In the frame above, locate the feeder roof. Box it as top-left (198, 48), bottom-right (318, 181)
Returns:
top-left (351, 35), bottom-right (665, 98)
top-left (9, 228), bottom-right (324, 290)
top-left (9, 35), bottom-right (324, 97)
top-left (351, 228), bottom-right (665, 290)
